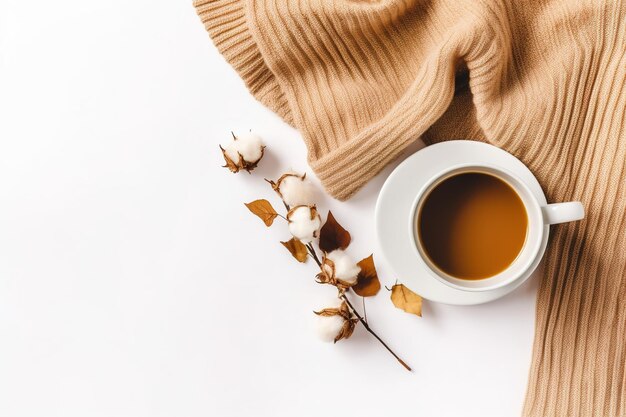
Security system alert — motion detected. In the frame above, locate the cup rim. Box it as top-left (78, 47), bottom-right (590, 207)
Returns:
top-left (409, 163), bottom-right (545, 292)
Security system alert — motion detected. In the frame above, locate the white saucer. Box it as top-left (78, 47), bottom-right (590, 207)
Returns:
top-left (375, 141), bottom-right (548, 305)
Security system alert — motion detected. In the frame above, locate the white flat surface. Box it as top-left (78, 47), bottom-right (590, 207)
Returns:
top-left (0, 2), bottom-right (537, 416)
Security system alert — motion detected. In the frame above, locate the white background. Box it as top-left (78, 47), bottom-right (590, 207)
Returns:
top-left (0, 1), bottom-right (537, 416)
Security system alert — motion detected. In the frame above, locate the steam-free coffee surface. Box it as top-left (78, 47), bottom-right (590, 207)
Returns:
top-left (418, 172), bottom-right (528, 280)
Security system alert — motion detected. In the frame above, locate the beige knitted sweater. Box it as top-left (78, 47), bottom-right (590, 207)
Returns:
top-left (195, 0), bottom-right (626, 415)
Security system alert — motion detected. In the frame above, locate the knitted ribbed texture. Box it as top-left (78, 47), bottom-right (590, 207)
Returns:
top-left (195, 1), bottom-right (626, 415)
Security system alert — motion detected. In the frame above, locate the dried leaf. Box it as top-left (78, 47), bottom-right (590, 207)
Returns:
top-left (280, 238), bottom-right (308, 263)
top-left (314, 307), bottom-right (341, 317)
top-left (352, 254), bottom-right (381, 297)
top-left (339, 300), bottom-right (351, 317)
top-left (335, 319), bottom-right (356, 343)
top-left (316, 257), bottom-right (334, 285)
top-left (244, 199), bottom-right (278, 226)
top-left (319, 211), bottom-right (351, 253)
top-left (390, 284), bottom-right (422, 317)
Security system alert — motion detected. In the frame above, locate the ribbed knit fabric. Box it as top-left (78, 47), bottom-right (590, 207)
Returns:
top-left (195, 0), bottom-right (626, 415)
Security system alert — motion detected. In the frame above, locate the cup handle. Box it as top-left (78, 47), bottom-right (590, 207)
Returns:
top-left (542, 202), bottom-right (585, 225)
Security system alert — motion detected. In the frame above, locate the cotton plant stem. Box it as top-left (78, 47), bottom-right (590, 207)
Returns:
top-left (271, 184), bottom-right (411, 370)
top-left (305, 242), bottom-right (322, 265)
top-left (362, 297), bottom-right (368, 324)
top-left (340, 293), bottom-right (412, 372)
top-left (305, 243), bottom-right (412, 371)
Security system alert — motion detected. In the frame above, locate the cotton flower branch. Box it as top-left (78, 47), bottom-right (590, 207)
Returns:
top-left (226, 135), bottom-right (416, 371)
top-left (261, 171), bottom-right (411, 371)
top-left (310, 240), bottom-right (411, 371)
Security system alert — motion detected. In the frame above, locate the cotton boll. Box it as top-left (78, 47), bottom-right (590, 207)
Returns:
top-left (325, 249), bottom-right (361, 284)
top-left (315, 314), bottom-right (346, 343)
top-left (222, 140), bottom-right (240, 163)
top-left (232, 132), bottom-right (264, 162)
top-left (220, 131), bottom-right (265, 173)
top-left (278, 174), bottom-right (316, 207)
top-left (287, 206), bottom-right (321, 243)
top-left (313, 299), bottom-right (355, 343)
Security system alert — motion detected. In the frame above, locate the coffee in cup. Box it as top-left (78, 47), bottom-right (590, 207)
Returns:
top-left (417, 172), bottom-right (528, 280)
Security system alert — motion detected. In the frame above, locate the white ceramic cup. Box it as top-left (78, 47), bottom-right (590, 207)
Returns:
top-left (410, 163), bottom-right (584, 292)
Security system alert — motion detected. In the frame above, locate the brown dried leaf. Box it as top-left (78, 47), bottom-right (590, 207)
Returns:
top-left (314, 301), bottom-right (351, 320)
top-left (280, 238), bottom-right (308, 263)
top-left (319, 211), bottom-right (351, 253)
top-left (390, 284), bottom-right (422, 317)
top-left (244, 199), bottom-right (278, 227)
top-left (314, 307), bottom-right (341, 317)
top-left (352, 254), bottom-right (381, 297)
top-left (309, 206), bottom-right (319, 222)
top-left (335, 319), bottom-right (356, 343)
top-left (315, 256), bottom-right (334, 285)
top-left (339, 300), bottom-right (351, 317)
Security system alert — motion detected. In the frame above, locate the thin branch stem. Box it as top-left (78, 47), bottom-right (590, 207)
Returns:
top-left (265, 179), bottom-right (410, 371)
top-left (305, 243), bottom-right (322, 266)
top-left (305, 240), bottom-right (411, 371)
top-left (341, 293), bottom-right (412, 371)
top-left (362, 297), bottom-right (368, 324)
